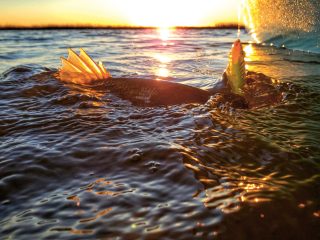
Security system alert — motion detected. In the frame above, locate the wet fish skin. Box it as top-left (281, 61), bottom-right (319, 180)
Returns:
top-left (105, 78), bottom-right (211, 106)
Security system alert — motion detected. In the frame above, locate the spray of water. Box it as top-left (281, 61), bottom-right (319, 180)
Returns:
top-left (237, 1), bottom-right (241, 39)
top-left (241, 0), bottom-right (320, 53)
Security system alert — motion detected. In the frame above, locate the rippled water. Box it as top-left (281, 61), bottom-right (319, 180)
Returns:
top-left (1, 29), bottom-right (320, 239)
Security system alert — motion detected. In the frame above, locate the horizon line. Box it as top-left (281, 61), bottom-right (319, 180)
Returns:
top-left (0, 23), bottom-right (245, 30)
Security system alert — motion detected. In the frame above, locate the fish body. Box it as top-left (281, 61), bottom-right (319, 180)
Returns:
top-left (105, 78), bottom-right (211, 106)
top-left (224, 39), bottom-right (246, 95)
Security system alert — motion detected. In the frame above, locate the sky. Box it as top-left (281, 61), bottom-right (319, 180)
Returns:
top-left (0, 0), bottom-right (241, 27)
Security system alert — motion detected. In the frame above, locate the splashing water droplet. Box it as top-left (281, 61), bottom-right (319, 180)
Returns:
top-left (241, 0), bottom-right (320, 52)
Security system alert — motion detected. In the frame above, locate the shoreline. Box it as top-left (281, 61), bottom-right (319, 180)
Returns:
top-left (0, 25), bottom-right (245, 30)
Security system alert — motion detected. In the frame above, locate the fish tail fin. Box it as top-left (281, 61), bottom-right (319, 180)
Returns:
top-left (59, 48), bottom-right (111, 84)
top-left (225, 39), bottom-right (246, 95)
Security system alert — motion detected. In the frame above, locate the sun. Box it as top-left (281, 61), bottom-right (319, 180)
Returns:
top-left (0, 0), bottom-right (241, 27)
top-left (118, 0), bottom-right (209, 27)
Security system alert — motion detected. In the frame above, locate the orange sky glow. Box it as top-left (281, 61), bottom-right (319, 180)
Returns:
top-left (0, 0), bottom-right (242, 27)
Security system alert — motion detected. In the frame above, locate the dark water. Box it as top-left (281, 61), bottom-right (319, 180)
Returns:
top-left (1, 29), bottom-right (320, 239)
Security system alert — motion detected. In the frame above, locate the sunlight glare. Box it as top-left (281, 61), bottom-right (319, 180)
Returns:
top-left (244, 43), bottom-right (254, 63)
top-left (153, 52), bottom-right (171, 78)
top-left (158, 27), bottom-right (171, 41)
top-left (0, 0), bottom-right (242, 27)
top-left (121, 0), bottom-right (225, 27)
top-left (154, 54), bottom-right (171, 63)
top-left (157, 67), bottom-right (170, 78)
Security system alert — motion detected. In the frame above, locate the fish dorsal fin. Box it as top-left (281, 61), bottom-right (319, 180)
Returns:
top-left (59, 57), bottom-right (94, 83)
top-left (59, 48), bottom-right (111, 84)
top-left (98, 61), bottom-right (111, 78)
top-left (79, 48), bottom-right (104, 79)
top-left (60, 57), bottom-right (82, 73)
top-left (67, 49), bottom-right (96, 76)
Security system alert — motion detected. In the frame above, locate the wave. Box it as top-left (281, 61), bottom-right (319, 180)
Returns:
top-left (243, 0), bottom-right (320, 53)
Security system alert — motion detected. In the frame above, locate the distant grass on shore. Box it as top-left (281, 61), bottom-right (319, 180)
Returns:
top-left (0, 24), bottom-right (244, 30)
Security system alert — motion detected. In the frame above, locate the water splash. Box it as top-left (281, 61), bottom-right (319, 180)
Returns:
top-left (242, 0), bottom-right (320, 53)
top-left (237, 2), bottom-right (241, 39)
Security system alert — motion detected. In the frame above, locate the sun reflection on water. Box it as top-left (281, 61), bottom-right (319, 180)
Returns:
top-left (158, 27), bottom-right (171, 41)
top-left (153, 28), bottom-right (174, 78)
top-left (154, 54), bottom-right (171, 64)
top-left (244, 43), bottom-right (254, 61)
top-left (200, 169), bottom-right (281, 213)
top-left (156, 67), bottom-right (170, 78)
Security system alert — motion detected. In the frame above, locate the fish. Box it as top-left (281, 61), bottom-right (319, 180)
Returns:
top-left (58, 40), bottom-right (279, 108)
top-left (223, 39), bottom-right (246, 95)
top-left (58, 48), bottom-right (211, 106)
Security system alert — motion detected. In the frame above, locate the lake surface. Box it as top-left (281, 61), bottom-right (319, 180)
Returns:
top-left (1, 29), bottom-right (320, 239)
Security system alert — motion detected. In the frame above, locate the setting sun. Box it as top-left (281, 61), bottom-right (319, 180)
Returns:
top-left (0, 0), bottom-right (241, 27)
top-left (119, 0), bottom-right (214, 27)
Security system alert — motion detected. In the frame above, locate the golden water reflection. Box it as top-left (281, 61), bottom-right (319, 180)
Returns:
top-left (154, 53), bottom-right (171, 78)
top-left (242, 42), bottom-right (306, 79)
top-left (201, 169), bottom-right (281, 213)
top-left (244, 43), bottom-right (255, 62)
top-left (158, 27), bottom-right (171, 41)
top-left (182, 148), bottom-right (279, 213)
top-left (152, 28), bottom-right (174, 78)
top-left (154, 54), bottom-right (171, 64)
top-left (156, 67), bottom-right (170, 78)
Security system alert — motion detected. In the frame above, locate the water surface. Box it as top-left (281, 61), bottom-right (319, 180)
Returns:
top-left (1, 29), bottom-right (320, 239)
